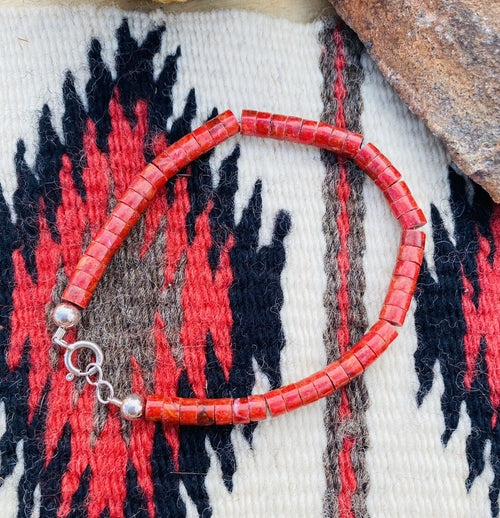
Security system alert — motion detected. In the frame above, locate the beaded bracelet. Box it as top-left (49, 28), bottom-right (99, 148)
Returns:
top-left (51, 109), bottom-right (426, 424)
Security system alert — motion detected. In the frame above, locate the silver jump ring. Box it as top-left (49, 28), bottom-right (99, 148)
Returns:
top-left (96, 380), bottom-right (115, 405)
top-left (85, 362), bottom-right (103, 386)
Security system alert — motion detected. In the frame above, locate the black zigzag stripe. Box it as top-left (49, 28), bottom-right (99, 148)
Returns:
top-left (415, 168), bottom-right (499, 516)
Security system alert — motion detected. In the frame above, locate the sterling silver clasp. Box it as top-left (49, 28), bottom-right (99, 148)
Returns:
top-left (51, 326), bottom-right (122, 407)
top-left (52, 327), bottom-right (104, 380)
top-left (51, 303), bottom-right (143, 418)
top-left (64, 340), bottom-right (103, 381)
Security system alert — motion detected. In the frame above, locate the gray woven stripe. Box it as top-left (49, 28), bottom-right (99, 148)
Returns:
top-left (319, 18), bottom-right (370, 518)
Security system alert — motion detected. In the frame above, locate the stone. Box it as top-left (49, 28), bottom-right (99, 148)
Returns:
top-left (330, 0), bottom-right (500, 201)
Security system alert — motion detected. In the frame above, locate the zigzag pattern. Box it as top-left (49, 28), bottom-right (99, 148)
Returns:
top-left (0, 19), bottom-right (290, 518)
top-left (415, 169), bottom-right (500, 516)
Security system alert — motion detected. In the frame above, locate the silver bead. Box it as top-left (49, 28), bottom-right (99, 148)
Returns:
top-left (120, 394), bottom-right (144, 420)
top-left (53, 303), bottom-right (81, 328)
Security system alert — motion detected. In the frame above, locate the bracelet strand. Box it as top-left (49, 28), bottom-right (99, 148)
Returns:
top-left (51, 109), bottom-right (426, 423)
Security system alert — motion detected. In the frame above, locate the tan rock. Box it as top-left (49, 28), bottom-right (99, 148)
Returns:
top-left (330, 0), bottom-right (500, 201)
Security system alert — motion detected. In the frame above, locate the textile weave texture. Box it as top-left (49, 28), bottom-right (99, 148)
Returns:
top-left (0, 7), bottom-right (498, 518)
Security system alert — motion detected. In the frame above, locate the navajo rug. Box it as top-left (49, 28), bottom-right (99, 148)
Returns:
top-left (0, 8), bottom-right (498, 518)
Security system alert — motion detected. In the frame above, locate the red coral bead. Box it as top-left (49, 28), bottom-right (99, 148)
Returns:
top-left (192, 125), bottom-right (215, 152)
top-left (354, 143), bottom-right (380, 170)
top-left (327, 127), bottom-right (349, 154)
top-left (84, 241), bottom-right (114, 267)
top-left (285, 116), bottom-right (303, 143)
top-left (139, 163), bottom-right (166, 191)
top-left (217, 110), bottom-right (240, 136)
top-left (264, 389), bottom-right (287, 417)
top-left (391, 194), bottom-right (418, 219)
top-left (365, 153), bottom-right (392, 182)
top-left (375, 166), bottom-right (401, 190)
top-left (324, 361), bottom-right (350, 389)
top-left (380, 304), bottom-right (407, 327)
top-left (341, 131), bottom-right (363, 158)
top-left (370, 319), bottom-right (398, 345)
top-left (340, 352), bottom-right (364, 379)
top-left (314, 122), bottom-right (334, 148)
top-left (240, 110), bottom-right (258, 135)
top-left (393, 260), bottom-right (421, 280)
top-left (299, 119), bottom-right (319, 145)
top-left (172, 134), bottom-right (201, 162)
top-left (280, 384), bottom-right (303, 411)
top-left (296, 379), bottom-right (319, 405)
top-left (69, 269), bottom-right (100, 293)
top-left (110, 202), bottom-right (140, 228)
top-left (360, 332), bottom-right (389, 357)
top-left (388, 275), bottom-right (417, 294)
top-left (197, 400), bottom-right (216, 426)
top-left (207, 122), bottom-right (229, 144)
top-left (206, 111), bottom-right (239, 143)
top-left (255, 112), bottom-right (272, 137)
top-left (144, 395), bottom-right (163, 421)
top-left (383, 181), bottom-right (410, 203)
top-left (384, 289), bottom-right (413, 311)
top-left (233, 397), bottom-right (251, 424)
top-left (162, 397), bottom-right (181, 425)
top-left (214, 399), bottom-right (233, 425)
top-left (164, 142), bottom-right (191, 170)
top-left (104, 215), bottom-right (133, 240)
top-left (398, 244), bottom-right (425, 265)
top-left (248, 395), bottom-right (268, 421)
top-left (75, 253), bottom-right (107, 277)
top-left (351, 343), bottom-right (378, 369)
top-left (311, 371), bottom-right (335, 397)
top-left (269, 114), bottom-right (287, 140)
top-left (152, 152), bottom-right (180, 180)
top-left (120, 188), bottom-right (149, 214)
top-left (94, 228), bottom-right (123, 253)
top-left (401, 229), bottom-right (426, 249)
top-left (62, 284), bottom-right (93, 309)
top-left (179, 398), bottom-right (199, 426)
top-left (399, 208), bottom-right (427, 229)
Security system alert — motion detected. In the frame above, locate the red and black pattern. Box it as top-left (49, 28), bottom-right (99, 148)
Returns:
top-left (415, 169), bottom-right (500, 516)
top-left (0, 20), bottom-right (290, 518)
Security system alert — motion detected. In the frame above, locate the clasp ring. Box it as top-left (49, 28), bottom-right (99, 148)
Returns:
top-left (64, 340), bottom-right (104, 380)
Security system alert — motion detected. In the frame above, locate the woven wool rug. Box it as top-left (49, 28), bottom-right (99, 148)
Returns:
top-left (0, 7), bottom-right (499, 518)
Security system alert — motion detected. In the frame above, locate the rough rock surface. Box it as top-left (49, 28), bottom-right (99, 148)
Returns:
top-left (330, 0), bottom-right (500, 201)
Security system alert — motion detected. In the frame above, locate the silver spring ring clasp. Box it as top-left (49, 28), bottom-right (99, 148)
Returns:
top-left (64, 340), bottom-right (104, 381)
